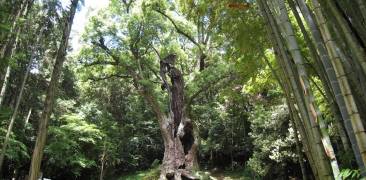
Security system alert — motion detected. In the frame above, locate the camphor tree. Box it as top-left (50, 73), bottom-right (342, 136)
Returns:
top-left (78, 0), bottom-right (238, 178)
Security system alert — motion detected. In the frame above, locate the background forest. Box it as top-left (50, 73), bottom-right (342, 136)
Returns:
top-left (1, 0), bottom-right (366, 179)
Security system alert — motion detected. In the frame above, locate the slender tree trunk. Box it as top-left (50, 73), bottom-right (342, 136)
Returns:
top-left (287, 0), bottom-right (329, 88)
top-left (272, 0), bottom-right (341, 178)
top-left (0, 15), bottom-right (24, 108)
top-left (28, 1), bottom-right (78, 179)
top-left (258, 0), bottom-right (328, 178)
top-left (327, 5), bottom-right (366, 109)
top-left (11, 169), bottom-right (17, 180)
top-left (330, 19), bottom-right (366, 103)
top-left (335, 1), bottom-right (366, 49)
top-left (297, 0), bottom-right (361, 154)
top-left (230, 122), bottom-right (234, 171)
top-left (99, 141), bottom-right (106, 180)
top-left (25, 108), bottom-right (32, 124)
top-left (325, 0), bottom-right (366, 76)
top-left (288, 0), bottom-right (351, 153)
top-left (303, 0), bottom-right (366, 175)
top-left (283, 63), bottom-right (316, 179)
top-left (261, 47), bottom-right (308, 180)
top-left (334, 115), bottom-right (351, 151)
top-left (290, 112), bottom-right (308, 180)
top-left (0, 0), bottom-right (28, 82)
top-left (0, 61), bottom-right (29, 174)
top-left (288, 93), bottom-right (318, 179)
top-left (199, 53), bottom-right (206, 71)
top-left (355, 0), bottom-right (366, 29)
top-left (0, 66), bottom-right (11, 108)
top-left (0, 27), bottom-right (43, 173)
top-left (263, 0), bottom-right (337, 178)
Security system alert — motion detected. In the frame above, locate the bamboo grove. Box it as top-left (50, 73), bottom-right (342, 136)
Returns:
top-left (258, 0), bottom-right (366, 179)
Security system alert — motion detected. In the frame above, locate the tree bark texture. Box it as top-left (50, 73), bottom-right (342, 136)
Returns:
top-left (159, 55), bottom-right (198, 180)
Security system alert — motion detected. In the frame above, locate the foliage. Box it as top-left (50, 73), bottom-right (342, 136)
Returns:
top-left (117, 166), bottom-right (160, 180)
top-left (246, 103), bottom-right (298, 178)
top-left (339, 169), bottom-right (361, 180)
top-left (0, 108), bottom-right (29, 169)
top-left (44, 113), bottom-right (103, 177)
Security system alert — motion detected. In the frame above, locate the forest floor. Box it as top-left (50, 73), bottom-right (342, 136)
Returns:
top-left (116, 168), bottom-right (254, 180)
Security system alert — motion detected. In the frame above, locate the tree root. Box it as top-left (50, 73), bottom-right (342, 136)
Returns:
top-left (160, 169), bottom-right (199, 180)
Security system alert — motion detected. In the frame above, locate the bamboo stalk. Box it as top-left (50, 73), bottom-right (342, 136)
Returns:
top-left (309, 0), bottom-right (366, 176)
top-left (270, 0), bottom-right (340, 178)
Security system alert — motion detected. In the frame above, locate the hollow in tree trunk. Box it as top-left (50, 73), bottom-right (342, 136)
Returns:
top-left (159, 54), bottom-right (198, 180)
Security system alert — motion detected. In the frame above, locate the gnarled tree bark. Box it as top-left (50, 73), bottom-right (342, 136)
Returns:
top-left (159, 54), bottom-right (198, 180)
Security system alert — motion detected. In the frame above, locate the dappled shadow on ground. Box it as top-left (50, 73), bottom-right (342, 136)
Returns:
top-left (116, 168), bottom-right (255, 180)
top-left (195, 169), bottom-right (254, 180)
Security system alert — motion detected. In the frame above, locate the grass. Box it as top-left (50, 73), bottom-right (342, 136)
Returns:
top-left (116, 167), bottom-right (160, 180)
top-left (196, 169), bottom-right (255, 180)
top-left (116, 167), bottom-right (256, 180)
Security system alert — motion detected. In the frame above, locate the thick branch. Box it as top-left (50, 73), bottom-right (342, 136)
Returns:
top-left (92, 40), bottom-right (121, 66)
top-left (121, 0), bottom-right (134, 13)
top-left (84, 60), bottom-right (119, 67)
top-left (134, 78), bottom-right (166, 122)
top-left (151, 46), bottom-right (162, 60)
top-left (91, 37), bottom-right (168, 132)
top-left (92, 38), bottom-right (166, 124)
top-left (154, 9), bottom-right (202, 52)
top-left (146, 63), bottom-right (162, 82)
top-left (87, 74), bottom-right (130, 81)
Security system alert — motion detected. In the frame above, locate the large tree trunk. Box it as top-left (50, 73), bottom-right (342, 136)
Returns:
top-left (27, 0), bottom-right (78, 179)
top-left (137, 92), bottom-right (198, 180)
top-left (158, 56), bottom-right (198, 180)
top-left (159, 116), bottom-right (198, 180)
